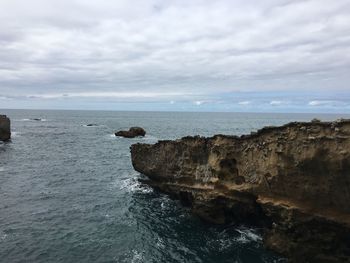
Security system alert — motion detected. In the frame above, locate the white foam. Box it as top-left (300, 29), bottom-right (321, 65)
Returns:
top-left (160, 202), bottom-right (166, 209)
top-left (207, 227), bottom-right (263, 252)
top-left (11, 131), bottom-right (19, 137)
top-left (156, 237), bottom-right (166, 249)
top-left (143, 135), bottom-right (159, 141)
top-left (136, 135), bottom-right (159, 144)
top-left (160, 197), bottom-right (173, 210)
top-left (111, 134), bottom-right (159, 142)
top-left (1, 233), bottom-right (7, 241)
top-left (18, 118), bottom-right (46, 122)
top-left (235, 227), bottom-right (262, 243)
top-left (131, 250), bottom-right (144, 263)
top-left (118, 178), bottom-right (153, 194)
top-left (217, 237), bottom-right (234, 250)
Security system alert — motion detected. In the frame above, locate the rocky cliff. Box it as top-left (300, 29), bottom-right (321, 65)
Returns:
top-left (0, 115), bottom-right (11, 141)
top-left (131, 119), bottom-right (350, 262)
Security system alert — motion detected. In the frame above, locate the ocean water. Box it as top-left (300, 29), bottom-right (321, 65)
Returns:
top-left (1, 109), bottom-right (349, 263)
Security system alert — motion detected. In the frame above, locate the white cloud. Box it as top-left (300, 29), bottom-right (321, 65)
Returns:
top-left (0, 96), bottom-right (11, 100)
top-left (26, 91), bottom-right (188, 99)
top-left (238, 101), bottom-right (251, 105)
top-left (270, 100), bottom-right (283, 105)
top-left (308, 100), bottom-right (336, 106)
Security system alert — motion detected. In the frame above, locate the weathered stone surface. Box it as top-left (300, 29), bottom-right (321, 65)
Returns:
top-left (131, 119), bottom-right (350, 262)
top-left (115, 127), bottom-right (146, 138)
top-left (0, 115), bottom-right (11, 141)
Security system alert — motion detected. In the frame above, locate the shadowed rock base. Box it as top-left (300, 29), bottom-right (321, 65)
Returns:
top-left (131, 119), bottom-right (350, 262)
top-left (0, 115), bottom-right (11, 141)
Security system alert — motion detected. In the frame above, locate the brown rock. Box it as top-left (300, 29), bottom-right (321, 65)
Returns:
top-left (130, 119), bottom-right (350, 262)
top-left (115, 127), bottom-right (146, 138)
top-left (0, 115), bottom-right (11, 141)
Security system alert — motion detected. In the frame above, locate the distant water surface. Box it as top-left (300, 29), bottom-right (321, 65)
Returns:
top-left (1, 110), bottom-right (349, 263)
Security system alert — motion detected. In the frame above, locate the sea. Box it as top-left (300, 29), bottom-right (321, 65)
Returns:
top-left (1, 109), bottom-right (349, 263)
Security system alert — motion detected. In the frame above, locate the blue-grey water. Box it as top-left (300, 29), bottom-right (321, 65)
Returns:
top-left (1, 110), bottom-right (349, 263)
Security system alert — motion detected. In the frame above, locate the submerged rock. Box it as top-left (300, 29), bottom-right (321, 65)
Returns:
top-left (131, 119), bottom-right (350, 262)
top-left (115, 127), bottom-right (146, 138)
top-left (0, 115), bottom-right (11, 141)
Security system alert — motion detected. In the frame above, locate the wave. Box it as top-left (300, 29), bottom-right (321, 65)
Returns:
top-left (207, 225), bottom-right (263, 252)
top-left (130, 250), bottom-right (145, 263)
top-left (11, 131), bottom-right (19, 137)
top-left (155, 237), bottom-right (166, 249)
top-left (234, 227), bottom-right (262, 244)
top-left (118, 178), bottom-right (153, 194)
top-left (143, 135), bottom-right (159, 142)
top-left (110, 134), bottom-right (159, 143)
top-left (18, 118), bottom-right (46, 122)
top-left (1, 233), bottom-right (8, 241)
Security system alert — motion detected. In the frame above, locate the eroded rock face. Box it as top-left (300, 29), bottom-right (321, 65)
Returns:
top-left (115, 127), bottom-right (146, 138)
top-left (0, 115), bottom-right (11, 141)
top-left (131, 120), bottom-right (350, 262)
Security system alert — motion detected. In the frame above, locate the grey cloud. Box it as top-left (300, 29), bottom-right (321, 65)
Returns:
top-left (0, 0), bottom-right (349, 110)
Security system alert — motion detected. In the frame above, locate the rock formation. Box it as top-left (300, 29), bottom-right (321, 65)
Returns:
top-left (115, 127), bottom-right (146, 138)
top-left (131, 119), bottom-right (350, 262)
top-left (0, 115), bottom-right (11, 141)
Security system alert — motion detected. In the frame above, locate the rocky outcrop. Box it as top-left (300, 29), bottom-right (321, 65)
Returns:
top-left (115, 127), bottom-right (146, 138)
top-left (131, 119), bottom-right (350, 262)
top-left (0, 115), bottom-right (11, 141)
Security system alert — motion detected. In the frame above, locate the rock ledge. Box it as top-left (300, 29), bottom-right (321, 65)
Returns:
top-left (131, 119), bottom-right (350, 262)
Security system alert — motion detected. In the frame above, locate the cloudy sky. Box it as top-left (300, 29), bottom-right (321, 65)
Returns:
top-left (0, 0), bottom-right (350, 112)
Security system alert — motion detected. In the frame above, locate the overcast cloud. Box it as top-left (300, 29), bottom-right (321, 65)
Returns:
top-left (0, 0), bottom-right (350, 112)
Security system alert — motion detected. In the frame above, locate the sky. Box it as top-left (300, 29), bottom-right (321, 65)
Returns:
top-left (0, 0), bottom-right (350, 112)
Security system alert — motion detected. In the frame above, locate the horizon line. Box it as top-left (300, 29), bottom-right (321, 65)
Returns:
top-left (1, 108), bottom-right (350, 116)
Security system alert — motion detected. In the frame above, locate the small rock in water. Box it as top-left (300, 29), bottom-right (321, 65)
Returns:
top-left (115, 127), bottom-right (146, 138)
top-left (86, 124), bottom-right (98, 127)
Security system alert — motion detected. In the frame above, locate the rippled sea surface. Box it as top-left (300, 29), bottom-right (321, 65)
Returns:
top-left (1, 110), bottom-right (349, 263)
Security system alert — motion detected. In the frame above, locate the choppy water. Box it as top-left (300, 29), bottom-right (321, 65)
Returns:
top-left (1, 110), bottom-right (349, 263)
